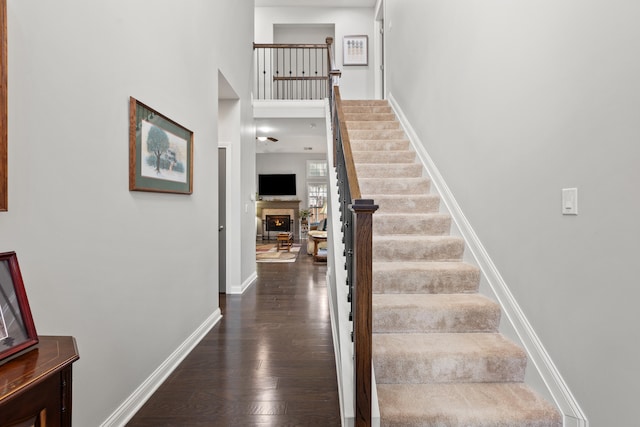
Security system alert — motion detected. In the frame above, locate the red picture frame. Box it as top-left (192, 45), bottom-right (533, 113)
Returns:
top-left (0, 252), bottom-right (38, 362)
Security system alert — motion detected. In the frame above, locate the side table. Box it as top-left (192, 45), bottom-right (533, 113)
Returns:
top-left (0, 336), bottom-right (79, 427)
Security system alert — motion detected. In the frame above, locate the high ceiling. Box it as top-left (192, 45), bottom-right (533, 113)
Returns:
top-left (255, 117), bottom-right (327, 154)
top-left (255, 0), bottom-right (376, 7)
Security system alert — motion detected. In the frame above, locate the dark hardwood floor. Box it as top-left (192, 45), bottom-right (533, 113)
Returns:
top-left (127, 244), bottom-right (341, 426)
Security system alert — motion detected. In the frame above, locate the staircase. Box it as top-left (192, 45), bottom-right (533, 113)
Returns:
top-left (342, 100), bottom-right (562, 427)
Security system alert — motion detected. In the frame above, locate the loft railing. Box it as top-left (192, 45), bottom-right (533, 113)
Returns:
top-left (330, 82), bottom-right (378, 425)
top-left (253, 37), bottom-right (338, 100)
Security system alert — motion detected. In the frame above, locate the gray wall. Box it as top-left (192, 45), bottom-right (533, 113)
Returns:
top-left (3, 1), bottom-right (253, 425)
top-left (385, 1), bottom-right (640, 425)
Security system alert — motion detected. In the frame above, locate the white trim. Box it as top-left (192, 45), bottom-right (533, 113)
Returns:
top-left (218, 141), bottom-right (242, 294)
top-left (326, 267), bottom-right (347, 426)
top-left (100, 309), bottom-right (223, 427)
top-left (388, 93), bottom-right (588, 427)
top-left (228, 271), bottom-right (257, 295)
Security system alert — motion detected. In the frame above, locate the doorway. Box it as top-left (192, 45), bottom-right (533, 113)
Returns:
top-left (218, 147), bottom-right (227, 293)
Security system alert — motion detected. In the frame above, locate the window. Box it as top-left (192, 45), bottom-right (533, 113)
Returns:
top-left (306, 160), bottom-right (328, 222)
top-left (307, 160), bottom-right (328, 178)
top-left (307, 183), bottom-right (327, 223)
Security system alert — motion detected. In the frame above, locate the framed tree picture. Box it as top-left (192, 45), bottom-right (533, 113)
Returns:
top-left (129, 97), bottom-right (193, 194)
top-left (1, 0), bottom-right (7, 211)
top-left (0, 252), bottom-right (38, 362)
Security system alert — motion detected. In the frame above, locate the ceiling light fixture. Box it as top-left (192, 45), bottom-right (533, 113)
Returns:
top-left (256, 136), bottom-right (278, 142)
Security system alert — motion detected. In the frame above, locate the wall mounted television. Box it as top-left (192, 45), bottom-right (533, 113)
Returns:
top-left (259, 174), bottom-right (296, 196)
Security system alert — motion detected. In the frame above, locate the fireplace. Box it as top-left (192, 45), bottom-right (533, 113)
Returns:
top-left (265, 215), bottom-right (291, 232)
top-left (256, 200), bottom-right (300, 240)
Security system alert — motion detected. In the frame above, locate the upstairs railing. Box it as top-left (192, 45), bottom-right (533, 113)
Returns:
top-left (253, 37), bottom-right (338, 101)
top-left (330, 81), bottom-right (378, 425)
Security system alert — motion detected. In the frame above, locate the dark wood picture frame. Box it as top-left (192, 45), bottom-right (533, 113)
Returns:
top-left (129, 97), bottom-right (193, 194)
top-left (0, 0), bottom-right (8, 211)
top-left (0, 252), bottom-right (38, 362)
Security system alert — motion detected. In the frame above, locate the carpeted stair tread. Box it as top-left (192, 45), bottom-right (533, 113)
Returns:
top-left (341, 99), bottom-right (390, 107)
top-left (356, 163), bottom-right (423, 178)
top-left (368, 194), bottom-right (441, 214)
top-left (346, 120), bottom-right (401, 130)
top-left (373, 333), bottom-right (527, 384)
top-left (350, 139), bottom-right (411, 151)
top-left (373, 235), bottom-right (465, 261)
top-left (373, 261), bottom-right (481, 294)
top-left (377, 383), bottom-right (562, 427)
top-left (352, 150), bottom-right (416, 164)
top-left (373, 294), bottom-right (500, 333)
top-left (348, 129), bottom-right (407, 140)
top-left (360, 177), bottom-right (430, 195)
top-left (342, 105), bottom-right (393, 114)
top-left (343, 112), bottom-right (396, 121)
top-left (374, 213), bottom-right (451, 235)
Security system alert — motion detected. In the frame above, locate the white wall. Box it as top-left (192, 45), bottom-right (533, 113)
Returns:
top-left (4, 0), bottom-right (253, 425)
top-left (274, 23), bottom-right (335, 44)
top-left (256, 6), bottom-right (376, 100)
top-left (385, 1), bottom-right (640, 425)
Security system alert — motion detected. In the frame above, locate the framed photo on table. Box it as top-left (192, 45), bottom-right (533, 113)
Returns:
top-left (129, 97), bottom-right (193, 194)
top-left (0, 252), bottom-right (38, 362)
top-left (343, 35), bottom-right (368, 66)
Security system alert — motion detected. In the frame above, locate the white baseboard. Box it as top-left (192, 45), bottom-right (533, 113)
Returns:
top-left (388, 93), bottom-right (588, 427)
top-left (99, 309), bottom-right (223, 427)
top-left (228, 271), bottom-right (257, 295)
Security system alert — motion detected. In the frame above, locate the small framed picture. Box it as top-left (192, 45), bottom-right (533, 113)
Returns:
top-left (129, 97), bottom-right (194, 194)
top-left (0, 252), bottom-right (38, 362)
top-left (343, 35), bottom-right (368, 66)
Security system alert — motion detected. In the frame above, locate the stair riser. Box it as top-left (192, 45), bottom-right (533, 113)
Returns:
top-left (374, 354), bottom-right (526, 384)
top-left (360, 178), bottom-right (430, 196)
top-left (356, 164), bottom-right (423, 179)
top-left (349, 129), bottom-right (406, 140)
top-left (373, 306), bottom-right (499, 333)
top-left (373, 268), bottom-right (480, 294)
top-left (373, 196), bottom-right (441, 214)
top-left (342, 106), bottom-right (393, 114)
top-left (373, 238), bottom-right (465, 262)
top-left (374, 215), bottom-right (451, 235)
top-left (353, 151), bottom-right (416, 164)
top-left (342, 100), bottom-right (390, 107)
top-left (377, 383), bottom-right (563, 427)
top-left (346, 121), bottom-right (400, 130)
top-left (344, 113), bottom-right (396, 121)
top-left (350, 140), bottom-right (410, 151)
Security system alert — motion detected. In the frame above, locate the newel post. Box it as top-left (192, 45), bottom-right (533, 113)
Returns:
top-left (351, 198), bottom-right (378, 427)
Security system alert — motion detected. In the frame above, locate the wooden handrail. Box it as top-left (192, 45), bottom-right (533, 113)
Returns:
top-left (253, 42), bottom-right (330, 49)
top-left (334, 87), bottom-right (362, 200)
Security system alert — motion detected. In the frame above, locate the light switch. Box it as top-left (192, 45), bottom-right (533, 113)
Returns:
top-left (562, 188), bottom-right (578, 215)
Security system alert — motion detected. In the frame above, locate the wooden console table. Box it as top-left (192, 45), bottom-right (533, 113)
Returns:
top-left (0, 336), bottom-right (79, 427)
